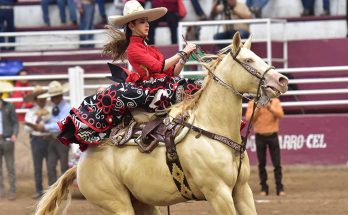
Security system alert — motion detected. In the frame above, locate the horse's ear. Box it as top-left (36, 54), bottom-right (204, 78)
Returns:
top-left (243, 35), bottom-right (252, 50)
top-left (232, 32), bottom-right (241, 54)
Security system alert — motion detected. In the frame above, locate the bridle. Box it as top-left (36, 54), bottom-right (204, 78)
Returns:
top-left (206, 46), bottom-right (274, 103)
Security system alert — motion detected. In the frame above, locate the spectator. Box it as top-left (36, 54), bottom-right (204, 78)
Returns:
top-left (245, 98), bottom-right (286, 196)
top-left (148, 0), bottom-right (180, 44)
top-left (23, 86), bottom-right (51, 199)
top-left (0, 81), bottom-right (18, 201)
top-left (75, 0), bottom-right (95, 48)
top-left (0, 0), bottom-right (16, 51)
top-left (11, 69), bottom-right (33, 121)
top-left (31, 81), bottom-right (71, 185)
top-left (0, 81), bottom-right (12, 99)
top-left (41, 0), bottom-right (78, 26)
top-left (246, 0), bottom-right (269, 18)
top-left (191, 0), bottom-right (208, 20)
top-left (96, 0), bottom-right (107, 25)
top-left (125, 0), bottom-right (146, 8)
top-left (301, 0), bottom-right (330, 16)
top-left (185, 0), bottom-right (208, 41)
top-left (210, 0), bottom-right (252, 44)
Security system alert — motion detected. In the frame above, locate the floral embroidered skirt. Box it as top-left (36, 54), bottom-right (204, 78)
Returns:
top-left (57, 76), bottom-right (202, 151)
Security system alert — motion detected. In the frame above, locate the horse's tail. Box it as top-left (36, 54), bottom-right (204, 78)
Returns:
top-left (35, 166), bottom-right (77, 215)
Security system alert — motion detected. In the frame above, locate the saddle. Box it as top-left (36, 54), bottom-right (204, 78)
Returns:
top-left (109, 111), bottom-right (189, 153)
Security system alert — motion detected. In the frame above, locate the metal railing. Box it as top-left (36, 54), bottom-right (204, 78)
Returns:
top-left (1, 19), bottom-right (288, 69)
top-left (178, 18), bottom-right (288, 69)
top-left (0, 29), bottom-right (105, 48)
top-left (1, 65), bottom-right (348, 114)
top-left (0, 29), bottom-right (130, 69)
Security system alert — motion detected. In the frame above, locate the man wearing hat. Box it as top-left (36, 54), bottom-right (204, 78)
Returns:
top-left (0, 81), bottom-right (18, 201)
top-left (31, 81), bottom-right (71, 186)
top-left (24, 86), bottom-right (51, 199)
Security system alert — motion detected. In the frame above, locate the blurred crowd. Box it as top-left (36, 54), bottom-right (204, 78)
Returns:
top-left (1, 0), bottom-right (347, 48)
top-left (0, 68), bottom-right (71, 201)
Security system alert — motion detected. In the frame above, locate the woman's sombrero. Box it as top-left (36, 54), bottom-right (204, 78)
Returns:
top-left (108, 0), bottom-right (167, 26)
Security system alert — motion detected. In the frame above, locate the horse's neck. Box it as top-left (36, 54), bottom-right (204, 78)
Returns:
top-left (194, 77), bottom-right (242, 141)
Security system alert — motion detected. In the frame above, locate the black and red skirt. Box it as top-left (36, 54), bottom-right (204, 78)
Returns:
top-left (57, 76), bottom-right (202, 151)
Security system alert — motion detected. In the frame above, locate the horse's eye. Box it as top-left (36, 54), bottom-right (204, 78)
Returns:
top-left (244, 58), bottom-right (253, 64)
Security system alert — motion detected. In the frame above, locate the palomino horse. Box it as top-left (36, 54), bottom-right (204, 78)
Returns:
top-left (35, 33), bottom-right (288, 215)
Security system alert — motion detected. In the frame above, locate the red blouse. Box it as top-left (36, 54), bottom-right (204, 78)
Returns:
top-left (126, 36), bottom-right (174, 81)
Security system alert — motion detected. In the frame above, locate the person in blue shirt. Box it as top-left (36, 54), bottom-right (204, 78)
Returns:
top-left (31, 81), bottom-right (71, 185)
top-left (0, 0), bottom-right (17, 50)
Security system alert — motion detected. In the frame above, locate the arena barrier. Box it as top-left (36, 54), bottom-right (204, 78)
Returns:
top-left (245, 114), bottom-right (348, 165)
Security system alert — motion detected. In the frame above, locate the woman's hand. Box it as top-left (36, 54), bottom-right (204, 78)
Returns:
top-left (183, 43), bottom-right (197, 55)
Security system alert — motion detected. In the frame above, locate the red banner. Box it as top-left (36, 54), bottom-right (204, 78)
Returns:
top-left (245, 114), bottom-right (348, 165)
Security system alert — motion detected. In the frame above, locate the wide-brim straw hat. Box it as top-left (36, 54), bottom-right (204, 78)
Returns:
top-left (108, 0), bottom-right (167, 26)
top-left (38, 81), bottom-right (69, 98)
top-left (0, 81), bottom-right (13, 93)
top-left (23, 85), bottom-right (47, 102)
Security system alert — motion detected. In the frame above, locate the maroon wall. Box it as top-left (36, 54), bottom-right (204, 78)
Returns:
top-left (245, 114), bottom-right (348, 165)
top-left (288, 38), bottom-right (348, 67)
top-left (250, 38), bottom-right (348, 67)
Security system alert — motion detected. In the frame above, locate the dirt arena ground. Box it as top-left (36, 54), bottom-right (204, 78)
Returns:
top-left (0, 166), bottom-right (347, 215)
top-left (1, 125), bottom-right (347, 215)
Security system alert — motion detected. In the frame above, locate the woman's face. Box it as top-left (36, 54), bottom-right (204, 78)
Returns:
top-left (129, 18), bottom-right (149, 37)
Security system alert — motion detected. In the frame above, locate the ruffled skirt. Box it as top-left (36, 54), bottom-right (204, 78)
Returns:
top-left (57, 76), bottom-right (202, 151)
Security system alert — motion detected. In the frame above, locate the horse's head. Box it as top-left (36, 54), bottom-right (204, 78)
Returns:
top-left (214, 32), bottom-right (288, 104)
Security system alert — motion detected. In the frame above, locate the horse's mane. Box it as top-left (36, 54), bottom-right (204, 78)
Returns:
top-left (172, 46), bottom-right (232, 112)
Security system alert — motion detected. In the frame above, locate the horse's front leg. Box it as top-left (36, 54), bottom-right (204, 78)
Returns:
top-left (201, 183), bottom-right (237, 215)
top-left (232, 154), bottom-right (257, 215)
top-left (233, 183), bottom-right (257, 215)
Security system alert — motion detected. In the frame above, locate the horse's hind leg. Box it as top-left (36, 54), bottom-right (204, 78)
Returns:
top-left (233, 183), bottom-right (257, 215)
top-left (132, 198), bottom-right (161, 215)
top-left (84, 188), bottom-right (136, 215)
top-left (78, 165), bottom-right (135, 215)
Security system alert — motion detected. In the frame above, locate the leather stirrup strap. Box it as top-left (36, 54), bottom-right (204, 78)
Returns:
top-left (141, 118), bottom-right (163, 142)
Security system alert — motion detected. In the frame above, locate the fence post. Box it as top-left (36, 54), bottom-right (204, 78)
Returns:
top-left (68, 66), bottom-right (85, 108)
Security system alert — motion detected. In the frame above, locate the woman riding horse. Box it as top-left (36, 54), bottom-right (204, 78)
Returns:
top-left (36, 31), bottom-right (289, 215)
top-left (57, 0), bottom-right (202, 150)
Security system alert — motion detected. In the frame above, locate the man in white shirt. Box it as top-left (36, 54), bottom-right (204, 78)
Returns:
top-left (30, 81), bottom-right (71, 186)
top-left (24, 86), bottom-right (52, 199)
